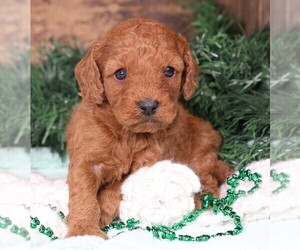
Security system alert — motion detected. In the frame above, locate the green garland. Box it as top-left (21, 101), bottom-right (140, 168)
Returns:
top-left (28, 166), bottom-right (262, 242)
top-left (1, 167), bottom-right (290, 242)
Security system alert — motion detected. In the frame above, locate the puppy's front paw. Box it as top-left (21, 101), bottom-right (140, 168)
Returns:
top-left (66, 224), bottom-right (108, 239)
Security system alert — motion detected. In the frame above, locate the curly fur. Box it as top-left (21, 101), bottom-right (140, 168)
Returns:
top-left (66, 18), bottom-right (233, 238)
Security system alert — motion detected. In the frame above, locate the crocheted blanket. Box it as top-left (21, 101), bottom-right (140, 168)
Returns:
top-left (1, 158), bottom-right (300, 250)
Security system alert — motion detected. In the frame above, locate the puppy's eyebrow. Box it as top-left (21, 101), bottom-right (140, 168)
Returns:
top-left (103, 59), bottom-right (125, 77)
top-left (166, 56), bottom-right (184, 71)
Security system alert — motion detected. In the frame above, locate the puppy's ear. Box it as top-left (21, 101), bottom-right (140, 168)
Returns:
top-left (75, 43), bottom-right (104, 104)
top-left (178, 35), bottom-right (199, 101)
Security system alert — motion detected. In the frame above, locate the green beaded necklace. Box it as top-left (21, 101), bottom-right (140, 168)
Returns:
top-left (0, 216), bottom-right (30, 240)
top-left (270, 169), bottom-right (290, 194)
top-left (1, 166), bottom-right (290, 243)
top-left (102, 166), bottom-right (261, 242)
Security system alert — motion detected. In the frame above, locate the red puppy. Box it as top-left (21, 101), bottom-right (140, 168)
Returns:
top-left (66, 18), bottom-right (233, 238)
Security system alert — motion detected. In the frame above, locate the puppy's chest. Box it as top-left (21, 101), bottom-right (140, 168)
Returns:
top-left (101, 134), bottom-right (166, 182)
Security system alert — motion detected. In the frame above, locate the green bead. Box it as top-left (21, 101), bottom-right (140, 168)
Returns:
top-left (234, 217), bottom-right (241, 226)
top-left (4, 217), bottom-right (12, 226)
top-left (57, 211), bottom-right (65, 219)
top-left (222, 206), bottom-right (233, 215)
top-left (52, 236), bottom-right (59, 240)
top-left (225, 193), bottom-right (235, 204)
top-left (0, 217), bottom-right (11, 228)
top-left (227, 177), bottom-right (238, 187)
top-left (0, 223), bottom-right (7, 229)
top-left (202, 194), bottom-right (214, 203)
top-left (102, 226), bottom-right (110, 233)
top-left (270, 169), bottom-right (276, 176)
top-left (172, 221), bottom-right (186, 230)
top-left (237, 190), bottom-right (246, 196)
top-left (229, 211), bottom-right (236, 218)
top-left (226, 230), bottom-right (235, 235)
top-left (166, 231), bottom-right (176, 240)
top-left (126, 219), bottom-right (140, 229)
top-left (183, 214), bottom-right (196, 222)
top-left (44, 227), bottom-right (54, 237)
top-left (235, 225), bottom-right (243, 233)
top-left (30, 217), bottom-right (40, 228)
top-left (215, 232), bottom-right (226, 236)
top-left (152, 229), bottom-right (159, 239)
top-left (115, 221), bottom-right (126, 230)
top-left (239, 166), bottom-right (246, 172)
top-left (10, 225), bottom-right (19, 233)
top-left (18, 227), bottom-right (29, 237)
top-left (196, 235), bottom-right (210, 242)
top-left (39, 224), bottom-right (45, 233)
top-left (178, 235), bottom-right (194, 241)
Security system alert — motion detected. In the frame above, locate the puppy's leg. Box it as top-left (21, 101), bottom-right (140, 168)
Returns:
top-left (66, 163), bottom-right (108, 239)
top-left (193, 160), bottom-right (233, 209)
top-left (97, 181), bottom-right (122, 228)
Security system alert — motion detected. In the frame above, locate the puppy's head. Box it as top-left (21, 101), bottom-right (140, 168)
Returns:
top-left (75, 18), bottom-right (199, 133)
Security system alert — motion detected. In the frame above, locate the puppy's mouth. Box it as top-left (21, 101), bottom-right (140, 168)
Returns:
top-left (137, 117), bottom-right (160, 125)
top-left (128, 117), bottom-right (165, 133)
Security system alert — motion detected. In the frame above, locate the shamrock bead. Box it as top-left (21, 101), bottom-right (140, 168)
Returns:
top-left (152, 229), bottom-right (159, 239)
top-left (18, 227), bottom-right (29, 237)
top-left (5, 217), bottom-right (12, 226)
top-left (270, 169), bottom-right (290, 194)
top-left (30, 216), bottom-right (40, 228)
top-left (44, 227), bottom-right (54, 237)
top-left (115, 221), bottom-right (126, 230)
top-left (10, 225), bottom-right (19, 234)
top-left (227, 176), bottom-right (238, 187)
top-left (39, 224), bottom-right (45, 233)
top-left (224, 193), bottom-right (235, 204)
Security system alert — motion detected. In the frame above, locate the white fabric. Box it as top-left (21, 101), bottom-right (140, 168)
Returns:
top-left (1, 158), bottom-right (300, 249)
top-left (120, 160), bottom-right (201, 226)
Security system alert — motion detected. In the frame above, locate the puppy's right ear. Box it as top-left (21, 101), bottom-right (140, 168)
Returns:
top-left (75, 44), bottom-right (104, 104)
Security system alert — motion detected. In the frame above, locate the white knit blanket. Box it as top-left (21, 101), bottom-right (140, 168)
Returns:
top-left (1, 158), bottom-right (300, 250)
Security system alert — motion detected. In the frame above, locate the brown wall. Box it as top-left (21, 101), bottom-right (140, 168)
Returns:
top-left (0, 0), bottom-right (29, 63)
top-left (271, 0), bottom-right (300, 33)
top-left (1, 0), bottom-right (274, 63)
top-left (216, 0), bottom-right (270, 34)
top-left (31, 0), bottom-right (193, 53)
top-left (30, 0), bottom-right (271, 58)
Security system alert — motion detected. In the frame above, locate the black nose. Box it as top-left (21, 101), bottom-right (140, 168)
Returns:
top-left (138, 99), bottom-right (159, 116)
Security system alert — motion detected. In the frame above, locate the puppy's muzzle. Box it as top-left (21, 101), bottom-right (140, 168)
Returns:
top-left (138, 99), bottom-right (159, 116)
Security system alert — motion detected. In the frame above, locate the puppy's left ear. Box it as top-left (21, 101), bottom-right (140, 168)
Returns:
top-left (75, 42), bottom-right (104, 104)
top-left (178, 35), bottom-right (199, 101)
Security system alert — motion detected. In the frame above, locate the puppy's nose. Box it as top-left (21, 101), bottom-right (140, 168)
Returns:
top-left (138, 99), bottom-right (159, 116)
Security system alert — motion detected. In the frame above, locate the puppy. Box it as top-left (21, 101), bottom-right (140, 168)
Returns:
top-left (66, 18), bottom-right (233, 238)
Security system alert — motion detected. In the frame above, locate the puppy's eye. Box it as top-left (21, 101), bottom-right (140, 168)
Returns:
top-left (114, 68), bottom-right (126, 80)
top-left (164, 66), bottom-right (175, 77)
